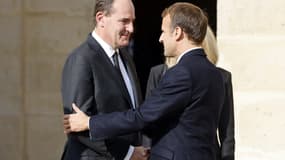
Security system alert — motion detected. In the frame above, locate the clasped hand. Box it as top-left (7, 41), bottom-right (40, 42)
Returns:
top-left (63, 104), bottom-right (150, 160)
top-left (63, 103), bottom-right (90, 134)
top-left (131, 146), bottom-right (150, 160)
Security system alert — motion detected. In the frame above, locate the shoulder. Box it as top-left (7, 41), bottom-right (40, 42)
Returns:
top-left (72, 40), bottom-right (92, 56)
top-left (64, 42), bottom-right (94, 69)
top-left (217, 67), bottom-right (232, 81)
top-left (150, 64), bottom-right (167, 74)
top-left (66, 35), bottom-right (100, 61)
top-left (162, 65), bottom-right (191, 86)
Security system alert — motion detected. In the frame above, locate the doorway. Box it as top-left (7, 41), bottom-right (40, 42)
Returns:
top-left (132, 0), bottom-right (217, 96)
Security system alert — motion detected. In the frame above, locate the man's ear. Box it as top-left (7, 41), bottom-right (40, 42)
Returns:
top-left (174, 27), bottom-right (184, 41)
top-left (96, 11), bottom-right (105, 28)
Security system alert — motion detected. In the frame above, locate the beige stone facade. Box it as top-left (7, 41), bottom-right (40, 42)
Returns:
top-left (217, 0), bottom-right (285, 160)
top-left (0, 0), bottom-right (284, 159)
top-left (0, 0), bottom-right (94, 159)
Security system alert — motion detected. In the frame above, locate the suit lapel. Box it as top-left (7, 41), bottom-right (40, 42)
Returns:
top-left (86, 35), bottom-right (133, 108)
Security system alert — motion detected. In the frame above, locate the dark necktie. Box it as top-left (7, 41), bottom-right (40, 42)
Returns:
top-left (112, 51), bottom-right (137, 108)
top-left (112, 51), bottom-right (121, 71)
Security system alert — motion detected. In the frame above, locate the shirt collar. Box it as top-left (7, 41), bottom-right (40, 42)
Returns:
top-left (176, 47), bottom-right (202, 63)
top-left (91, 30), bottom-right (117, 58)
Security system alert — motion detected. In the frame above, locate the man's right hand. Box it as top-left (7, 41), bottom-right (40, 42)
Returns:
top-left (130, 146), bottom-right (150, 160)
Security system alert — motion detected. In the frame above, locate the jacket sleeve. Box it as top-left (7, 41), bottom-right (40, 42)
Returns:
top-left (62, 53), bottom-right (95, 115)
top-left (218, 71), bottom-right (235, 160)
top-left (89, 66), bottom-right (192, 140)
top-left (61, 52), bottom-right (109, 153)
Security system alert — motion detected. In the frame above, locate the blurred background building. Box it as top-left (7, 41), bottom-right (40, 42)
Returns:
top-left (0, 0), bottom-right (284, 159)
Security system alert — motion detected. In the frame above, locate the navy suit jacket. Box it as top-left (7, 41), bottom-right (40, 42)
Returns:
top-left (89, 49), bottom-right (225, 160)
top-left (215, 68), bottom-right (235, 160)
top-left (145, 64), bottom-right (235, 160)
top-left (61, 34), bottom-right (142, 160)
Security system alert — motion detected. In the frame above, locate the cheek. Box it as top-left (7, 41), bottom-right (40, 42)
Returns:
top-left (117, 27), bottom-right (126, 36)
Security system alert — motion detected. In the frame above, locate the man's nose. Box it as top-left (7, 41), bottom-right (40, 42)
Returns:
top-left (127, 22), bottom-right (134, 33)
top-left (159, 34), bottom-right (163, 43)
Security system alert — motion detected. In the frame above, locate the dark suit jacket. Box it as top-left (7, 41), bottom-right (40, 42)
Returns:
top-left (145, 64), bottom-right (235, 160)
top-left (61, 34), bottom-right (142, 160)
top-left (145, 64), bottom-right (167, 98)
top-left (88, 49), bottom-right (225, 160)
top-left (215, 68), bottom-right (235, 160)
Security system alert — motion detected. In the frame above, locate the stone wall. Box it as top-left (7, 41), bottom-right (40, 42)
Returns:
top-left (0, 0), bottom-right (94, 159)
top-left (217, 0), bottom-right (285, 159)
top-left (1, 0), bottom-right (285, 159)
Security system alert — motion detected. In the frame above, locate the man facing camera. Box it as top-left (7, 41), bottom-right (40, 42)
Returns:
top-left (61, 0), bottom-right (148, 159)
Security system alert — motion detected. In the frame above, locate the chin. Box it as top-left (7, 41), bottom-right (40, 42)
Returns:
top-left (119, 41), bottom-right (129, 47)
top-left (164, 52), bottom-right (170, 57)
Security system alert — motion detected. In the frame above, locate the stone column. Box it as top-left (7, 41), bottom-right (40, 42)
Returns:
top-left (217, 0), bottom-right (285, 160)
top-left (0, 0), bottom-right (94, 159)
top-left (0, 1), bottom-right (23, 159)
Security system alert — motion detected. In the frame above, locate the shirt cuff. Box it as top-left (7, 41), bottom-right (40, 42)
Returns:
top-left (124, 145), bottom-right (134, 160)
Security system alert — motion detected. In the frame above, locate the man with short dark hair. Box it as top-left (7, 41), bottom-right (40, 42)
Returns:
top-left (64, 2), bottom-right (225, 160)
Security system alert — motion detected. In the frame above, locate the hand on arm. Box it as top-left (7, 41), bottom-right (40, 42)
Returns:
top-left (63, 103), bottom-right (90, 134)
top-left (130, 146), bottom-right (150, 160)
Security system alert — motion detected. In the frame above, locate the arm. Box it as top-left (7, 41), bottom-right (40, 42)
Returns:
top-left (218, 72), bottom-right (235, 160)
top-left (63, 67), bottom-right (192, 139)
top-left (62, 53), bottom-right (94, 115)
top-left (62, 52), bottom-right (101, 149)
top-left (64, 104), bottom-right (149, 160)
top-left (89, 67), bottom-right (191, 140)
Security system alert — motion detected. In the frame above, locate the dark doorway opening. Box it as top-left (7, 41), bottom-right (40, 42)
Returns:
top-left (132, 0), bottom-right (217, 97)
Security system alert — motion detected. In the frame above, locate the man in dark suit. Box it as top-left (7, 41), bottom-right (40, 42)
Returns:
top-left (216, 68), bottom-right (235, 160)
top-left (145, 26), bottom-right (236, 160)
top-left (61, 0), bottom-right (149, 159)
top-left (64, 2), bottom-right (225, 160)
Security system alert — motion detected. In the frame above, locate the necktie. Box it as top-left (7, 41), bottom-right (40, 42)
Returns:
top-left (112, 51), bottom-right (136, 108)
top-left (112, 51), bottom-right (121, 71)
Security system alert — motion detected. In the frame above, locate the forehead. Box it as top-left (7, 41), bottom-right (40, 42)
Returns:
top-left (110, 0), bottom-right (135, 18)
top-left (161, 15), bottom-right (171, 29)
